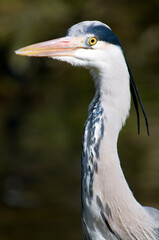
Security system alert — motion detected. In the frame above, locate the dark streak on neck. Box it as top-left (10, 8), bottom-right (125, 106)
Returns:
top-left (82, 91), bottom-right (105, 203)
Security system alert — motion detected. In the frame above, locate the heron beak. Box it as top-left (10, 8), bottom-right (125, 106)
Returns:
top-left (15, 36), bottom-right (85, 58)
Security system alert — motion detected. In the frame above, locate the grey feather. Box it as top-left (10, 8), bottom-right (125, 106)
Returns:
top-left (144, 206), bottom-right (159, 226)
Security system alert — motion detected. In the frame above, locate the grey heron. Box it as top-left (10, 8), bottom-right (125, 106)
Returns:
top-left (16, 21), bottom-right (159, 240)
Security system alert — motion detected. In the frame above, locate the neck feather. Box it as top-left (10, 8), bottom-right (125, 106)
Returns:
top-left (90, 46), bottom-right (131, 144)
top-left (82, 47), bottom-right (157, 239)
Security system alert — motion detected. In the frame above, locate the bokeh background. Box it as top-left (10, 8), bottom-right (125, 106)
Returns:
top-left (0, 0), bottom-right (159, 239)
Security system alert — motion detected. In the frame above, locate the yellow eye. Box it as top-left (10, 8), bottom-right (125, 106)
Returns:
top-left (88, 37), bottom-right (97, 46)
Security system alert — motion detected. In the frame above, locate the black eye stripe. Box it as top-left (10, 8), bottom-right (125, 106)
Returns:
top-left (86, 25), bottom-right (121, 47)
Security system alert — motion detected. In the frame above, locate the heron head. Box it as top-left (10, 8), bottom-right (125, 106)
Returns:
top-left (15, 21), bottom-right (122, 68)
top-left (15, 20), bottom-right (149, 134)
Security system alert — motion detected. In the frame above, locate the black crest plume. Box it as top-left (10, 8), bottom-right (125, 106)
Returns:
top-left (127, 64), bottom-right (149, 136)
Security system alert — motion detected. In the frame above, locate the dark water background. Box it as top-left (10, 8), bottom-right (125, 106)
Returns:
top-left (0, 0), bottom-right (159, 239)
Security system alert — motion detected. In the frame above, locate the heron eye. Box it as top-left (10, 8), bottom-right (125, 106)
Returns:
top-left (88, 37), bottom-right (97, 46)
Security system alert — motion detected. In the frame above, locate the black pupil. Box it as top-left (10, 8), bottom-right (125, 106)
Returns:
top-left (91, 38), bottom-right (95, 43)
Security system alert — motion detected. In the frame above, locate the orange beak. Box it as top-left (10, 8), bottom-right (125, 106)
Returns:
top-left (15, 36), bottom-right (85, 58)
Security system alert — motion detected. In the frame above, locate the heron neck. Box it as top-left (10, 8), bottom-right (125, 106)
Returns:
top-left (89, 56), bottom-right (132, 194)
top-left (82, 50), bottom-right (156, 239)
top-left (82, 52), bottom-right (133, 206)
top-left (90, 47), bottom-right (131, 145)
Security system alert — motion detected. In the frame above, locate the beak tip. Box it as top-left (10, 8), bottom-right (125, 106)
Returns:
top-left (15, 49), bottom-right (23, 55)
top-left (15, 50), bottom-right (19, 55)
top-left (15, 48), bottom-right (30, 56)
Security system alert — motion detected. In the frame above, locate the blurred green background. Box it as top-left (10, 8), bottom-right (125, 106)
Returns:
top-left (0, 0), bottom-right (159, 239)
